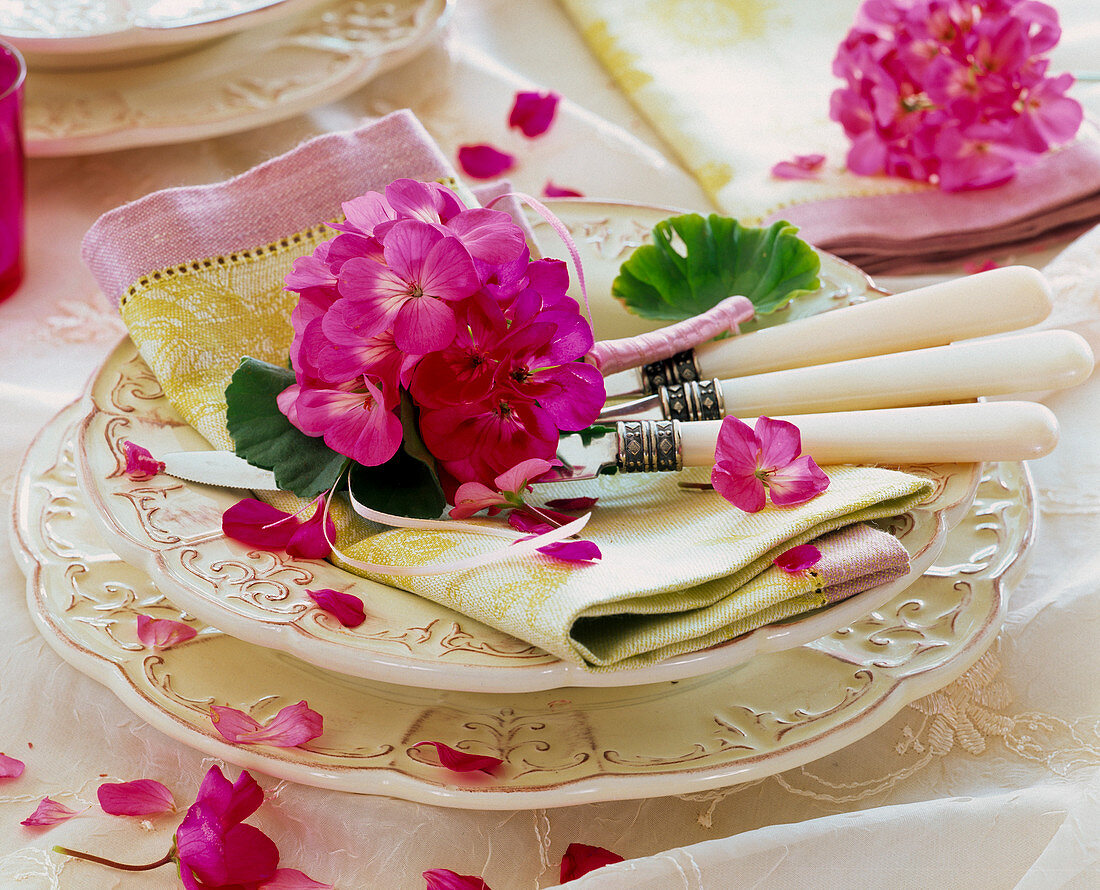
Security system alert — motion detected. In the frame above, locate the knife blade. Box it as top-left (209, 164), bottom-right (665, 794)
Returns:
top-left (161, 451), bottom-right (279, 490)
top-left (597, 329), bottom-right (1094, 422)
top-left (601, 265), bottom-right (1053, 398)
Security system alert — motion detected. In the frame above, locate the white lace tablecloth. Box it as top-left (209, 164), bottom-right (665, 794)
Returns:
top-left (0, 2), bottom-right (1097, 887)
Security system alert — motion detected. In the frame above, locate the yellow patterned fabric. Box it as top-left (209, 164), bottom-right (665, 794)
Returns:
top-left (558, 0), bottom-right (930, 223)
top-left (121, 240), bottom-right (931, 669)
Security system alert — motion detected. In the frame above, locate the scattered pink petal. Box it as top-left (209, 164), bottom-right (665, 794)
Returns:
top-left (286, 501), bottom-right (336, 560)
top-left (307, 588), bottom-right (367, 628)
top-left (423, 868), bottom-right (493, 890)
top-left (97, 779), bottom-right (175, 816)
top-left (222, 498), bottom-right (299, 550)
top-left (136, 614), bottom-right (198, 650)
top-left (0, 753), bottom-right (25, 779)
top-left (457, 144), bottom-right (516, 180)
top-left (774, 544), bottom-right (822, 573)
top-left (543, 497), bottom-right (597, 512)
top-left (537, 539), bottom-right (602, 563)
top-left (211, 701), bottom-right (323, 748)
top-left (411, 742), bottom-right (503, 774)
top-left (21, 797), bottom-right (80, 827)
top-left (121, 441), bottom-right (165, 480)
top-left (508, 510), bottom-right (553, 535)
top-left (559, 843), bottom-right (625, 882)
top-left (770, 153), bottom-right (827, 180)
top-left (543, 181), bottom-right (584, 198)
top-left (964, 259), bottom-right (1001, 274)
top-left (260, 869), bottom-right (334, 889)
top-left (509, 90), bottom-right (561, 137)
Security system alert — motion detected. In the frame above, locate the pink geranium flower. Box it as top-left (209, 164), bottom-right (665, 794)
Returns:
top-left (291, 376), bottom-right (404, 469)
top-left (98, 779), bottom-right (176, 816)
top-left (449, 458), bottom-right (556, 519)
top-left (136, 614), bottom-right (198, 650)
top-left (509, 90), bottom-right (561, 137)
top-left (210, 701), bottom-right (323, 748)
top-left (457, 144), bottom-right (516, 180)
top-left (334, 219), bottom-right (480, 354)
top-left (711, 416), bottom-right (830, 513)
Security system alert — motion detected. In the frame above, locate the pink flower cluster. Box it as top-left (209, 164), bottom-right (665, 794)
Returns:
top-left (280, 178), bottom-right (605, 497)
top-left (830, 0), bottom-right (1082, 191)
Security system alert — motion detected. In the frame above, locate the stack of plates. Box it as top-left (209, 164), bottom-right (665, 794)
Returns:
top-left (1, 0), bottom-right (450, 156)
top-left (9, 201), bottom-right (1033, 808)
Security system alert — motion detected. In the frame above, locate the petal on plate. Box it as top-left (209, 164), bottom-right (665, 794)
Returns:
top-left (559, 843), bottom-right (625, 882)
top-left (222, 499), bottom-right (299, 550)
top-left (210, 705), bottom-right (264, 743)
top-left (307, 588), bottom-right (367, 628)
top-left (136, 614), bottom-right (198, 650)
top-left (411, 741), bottom-right (503, 774)
top-left (97, 779), bottom-right (176, 816)
top-left (543, 181), bottom-right (583, 198)
top-left (218, 701), bottom-right (324, 748)
top-left (286, 503), bottom-right (336, 561)
top-left (121, 441), bottom-right (165, 479)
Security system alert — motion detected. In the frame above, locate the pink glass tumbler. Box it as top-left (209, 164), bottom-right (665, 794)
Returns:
top-left (0, 40), bottom-right (25, 301)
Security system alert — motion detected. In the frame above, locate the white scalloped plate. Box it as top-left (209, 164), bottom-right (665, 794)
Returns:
top-left (10, 401), bottom-right (1029, 807)
top-left (23, 0), bottom-right (450, 156)
top-left (70, 201), bottom-right (981, 693)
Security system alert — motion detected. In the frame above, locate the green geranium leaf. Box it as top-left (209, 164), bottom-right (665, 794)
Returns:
top-left (349, 447), bottom-right (446, 520)
top-left (612, 215), bottom-right (821, 321)
top-left (575, 424), bottom-right (616, 446)
top-left (225, 357), bottom-right (347, 499)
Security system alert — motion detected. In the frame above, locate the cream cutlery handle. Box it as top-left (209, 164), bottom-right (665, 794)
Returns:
top-left (717, 329), bottom-right (1094, 415)
top-left (697, 265), bottom-right (1052, 378)
top-left (679, 401), bottom-right (1059, 466)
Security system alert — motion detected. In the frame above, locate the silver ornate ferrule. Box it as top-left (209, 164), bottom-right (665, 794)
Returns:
top-left (659, 378), bottom-right (725, 422)
top-left (639, 349), bottom-right (701, 394)
top-left (616, 420), bottom-right (683, 473)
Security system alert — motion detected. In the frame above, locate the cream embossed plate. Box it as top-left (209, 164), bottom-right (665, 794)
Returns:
top-left (71, 201), bottom-right (980, 692)
top-left (11, 402), bottom-right (1029, 807)
top-left (24, 0), bottom-right (450, 156)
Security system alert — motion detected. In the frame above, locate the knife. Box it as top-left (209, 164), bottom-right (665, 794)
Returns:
top-left (597, 329), bottom-right (1094, 422)
top-left (160, 401), bottom-right (1059, 490)
top-left (601, 265), bottom-right (1053, 398)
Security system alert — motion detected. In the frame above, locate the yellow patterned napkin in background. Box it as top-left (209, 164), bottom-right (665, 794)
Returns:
top-left (85, 112), bottom-right (933, 669)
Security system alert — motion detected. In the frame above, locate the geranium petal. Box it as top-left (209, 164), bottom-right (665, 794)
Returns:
top-left (222, 499), bottom-right (299, 550)
top-left (21, 797), bottom-right (80, 827)
top-left (449, 482), bottom-right (508, 519)
top-left (177, 803), bottom-right (231, 885)
top-left (774, 544), bottom-right (823, 573)
top-left (308, 588), bottom-right (367, 628)
top-left (711, 461), bottom-right (767, 513)
top-left (507, 510), bottom-right (554, 535)
top-left (542, 497), bottom-right (598, 512)
top-left (543, 181), bottom-right (583, 198)
top-left (394, 295), bottom-right (458, 355)
top-left (261, 869), bottom-right (334, 889)
top-left (755, 416), bottom-right (803, 470)
top-left (713, 416), bottom-right (761, 475)
top-left (493, 458), bottom-right (556, 495)
top-left (220, 822), bottom-right (281, 885)
top-left (136, 614), bottom-right (198, 650)
top-left (559, 843), bottom-right (625, 882)
top-left (122, 441), bottom-right (165, 479)
top-left (537, 540), bottom-right (602, 563)
top-left (423, 868), bottom-right (493, 890)
top-left (770, 153), bottom-right (827, 180)
top-left (411, 741), bottom-right (503, 774)
top-left (457, 144), bottom-right (516, 180)
top-left (0, 753), bottom-right (25, 779)
top-left (445, 208), bottom-right (526, 264)
top-left (97, 779), bottom-right (175, 816)
top-left (767, 455), bottom-right (831, 506)
top-left (509, 90), bottom-right (560, 137)
top-left (286, 505), bottom-right (336, 560)
top-left (213, 701), bottom-right (323, 748)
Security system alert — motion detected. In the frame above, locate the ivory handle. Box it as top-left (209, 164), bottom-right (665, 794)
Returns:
top-left (717, 329), bottom-right (1093, 415)
top-left (680, 401), bottom-right (1059, 466)
top-left (698, 266), bottom-right (1052, 378)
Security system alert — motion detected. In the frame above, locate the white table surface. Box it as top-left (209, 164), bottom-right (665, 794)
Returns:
top-left (1, 1), bottom-right (1098, 887)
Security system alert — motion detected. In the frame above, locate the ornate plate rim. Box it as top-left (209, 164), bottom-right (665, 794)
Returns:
top-left (10, 400), bottom-right (1031, 808)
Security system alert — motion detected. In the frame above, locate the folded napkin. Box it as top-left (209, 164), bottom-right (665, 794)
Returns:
top-left (82, 110), bottom-right (933, 669)
top-left (560, 0), bottom-right (1100, 274)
